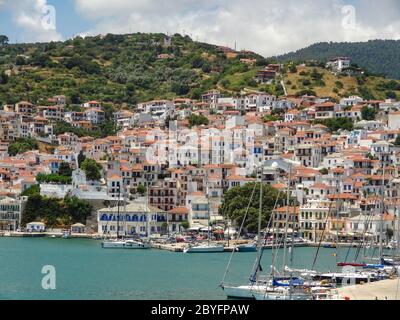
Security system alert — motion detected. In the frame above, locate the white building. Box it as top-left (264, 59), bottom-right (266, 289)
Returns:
top-left (346, 214), bottom-right (394, 243)
top-left (137, 100), bottom-right (175, 120)
top-left (97, 199), bottom-right (167, 236)
top-left (388, 112), bottom-right (400, 130)
top-left (326, 57), bottom-right (351, 72)
top-left (0, 196), bottom-right (26, 231)
top-left (340, 96), bottom-right (363, 107)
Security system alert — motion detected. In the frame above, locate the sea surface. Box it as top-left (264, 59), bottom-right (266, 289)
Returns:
top-left (0, 238), bottom-right (373, 300)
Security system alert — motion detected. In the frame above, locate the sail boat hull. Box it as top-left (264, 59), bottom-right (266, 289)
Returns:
top-left (184, 244), bottom-right (225, 253)
top-left (102, 240), bottom-right (151, 249)
top-left (222, 285), bottom-right (267, 299)
top-left (252, 291), bottom-right (311, 300)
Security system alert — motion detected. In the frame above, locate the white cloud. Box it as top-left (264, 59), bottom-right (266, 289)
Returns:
top-left (3, 0), bottom-right (62, 42)
top-left (74, 0), bottom-right (400, 56)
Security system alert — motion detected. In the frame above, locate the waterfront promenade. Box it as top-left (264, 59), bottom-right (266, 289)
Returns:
top-left (338, 278), bottom-right (400, 300)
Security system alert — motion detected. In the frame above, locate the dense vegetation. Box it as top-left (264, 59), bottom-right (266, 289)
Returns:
top-left (8, 137), bottom-right (39, 156)
top-left (276, 40), bottom-right (400, 79)
top-left (314, 118), bottom-right (354, 133)
top-left (80, 158), bottom-right (102, 181)
top-left (188, 114), bottom-right (209, 128)
top-left (0, 33), bottom-right (274, 106)
top-left (22, 193), bottom-right (93, 227)
top-left (219, 182), bottom-right (292, 233)
top-left (36, 173), bottom-right (72, 184)
top-left (282, 64), bottom-right (400, 101)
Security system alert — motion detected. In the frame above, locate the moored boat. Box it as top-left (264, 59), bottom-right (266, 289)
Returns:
top-left (184, 243), bottom-right (224, 253)
top-left (101, 239), bottom-right (151, 249)
top-left (236, 243), bottom-right (257, 252)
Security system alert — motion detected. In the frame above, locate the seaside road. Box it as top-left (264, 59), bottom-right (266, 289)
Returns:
top-left (338, 278), bottom-right (400, 300)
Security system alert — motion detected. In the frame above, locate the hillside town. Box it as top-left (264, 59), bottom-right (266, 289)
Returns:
top-left (1, 81), bottom-right (400, 246)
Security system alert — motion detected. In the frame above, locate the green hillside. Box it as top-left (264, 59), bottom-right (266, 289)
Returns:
top-left (276, 40), bottom-right (400, 79)
top-left (0, 33), bottom-right (278, 106)
top-left (2, 34), bottom-right (400, 106)
top-left (282, 64), bottom-right (400, 101)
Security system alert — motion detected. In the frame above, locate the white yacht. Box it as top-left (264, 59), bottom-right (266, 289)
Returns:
top-left (222, 284), bottom-right (267, 299)
top-left (101, 239), bottom-right (151, 249)
top-left (184, 243), bottom-right (224, 253)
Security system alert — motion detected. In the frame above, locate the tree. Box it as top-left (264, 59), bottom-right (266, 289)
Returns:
top-left (58, 162), bottom-right (73, 177)
top-left (394, 135), bottom-right (400, 146)
top-left (77, 151), bottom-right (86, 168)
top-left (219, 182), bottom-right (292, 232)
top-left (180, 221), bottom-right (190, 230)
top-left (36, 173), bottom-right (72, 184)
top-left (315, 118), bottom-right (354, 132)
top-left (22, 194), bottom-right (92, 226)
top-left (188, 114), bottom-right (209, 128)
top-left (319, 168), bottom-right (329, 175)
top-left (0, 71), bottom-right (8, 85)
top-left (21, 184), bottom-right (40, 197)
top-left (8, 137), bottom-right (39, 156)
top-left (16, 56), bottom-right (26, 66)
top-left (361, 106), bottom-right (377, 121)
top-left (0, 35), bottom-right (9, 45)
top-left (64, 196), bottom-right (93, 223)
top-left (80, 159), bottom-right (102, 181)
top-left (289, 64), bottom-right (297, 73)
top-left (136, 184), bottom-right (147, 196)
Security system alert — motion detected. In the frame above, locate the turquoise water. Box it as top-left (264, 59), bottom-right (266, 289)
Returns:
top-left (0, 238), bottom-right (367, 300)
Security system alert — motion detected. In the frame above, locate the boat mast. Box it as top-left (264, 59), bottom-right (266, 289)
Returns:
top-left (254, 165), bottom-right (263, 283)
top-left (335, 178), bottom-right (340, 269)
top-left (146, 188), bottom-right (150, 238)
top-left (396, 207), bottom-right (400, 258)
top-left (117, 184), bottom-right (121, 239)
top-left (379, 162), bottom-right (386, 262)
top-left (123, 187), bottom-right (127, 237)
top-left (282, 162), bottom-right (292, 274)
top-left (207, 195), bottom-right (211, 245)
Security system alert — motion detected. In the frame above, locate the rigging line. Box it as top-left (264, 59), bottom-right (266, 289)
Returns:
top-left (252, 189), bottom-right (283, 286)
top-left (268, 189), bottom-right (283, 280)
top-left (396, 268), bottom-right (400, 300)
top-left (265, 188), bottom-right (294, 282)
top-left (220, 180), bottom-right (257, 286)
top-left (251, 176), bottom-right (264, 285)
top-left (252, 188), bottom-right (287, 297)
top-left (353, 197), bottom-right (378, 262)
top-left (344, 198), bottom-right (370, 263)
top-left (311, 199), bottom-right (334, 271)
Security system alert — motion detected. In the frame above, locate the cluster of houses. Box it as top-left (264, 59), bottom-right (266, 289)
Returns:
top-left (1, 84), bottom-right (400, 242)
top-left (0, 97), bottom-right (105, 144)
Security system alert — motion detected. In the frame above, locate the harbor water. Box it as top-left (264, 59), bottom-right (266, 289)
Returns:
top-left (0, 238), bottom-right (374, 300)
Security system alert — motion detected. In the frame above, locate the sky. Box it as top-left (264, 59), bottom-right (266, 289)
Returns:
top-left (1, 0), bottom-right (400, 57)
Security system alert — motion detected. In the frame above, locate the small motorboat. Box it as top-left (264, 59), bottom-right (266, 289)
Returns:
top-left (101, 239), bottom-right (151, 249)
top-left (236, 243), bottom-right (257, 252)
top-left (62, 232), bottom-right (71, 239)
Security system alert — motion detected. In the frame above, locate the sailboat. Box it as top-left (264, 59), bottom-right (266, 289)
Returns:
top-left (102, 188), bottom-right (151, 249)
top-left (221, 162), bottom-right (326, 300)
top-left (328, 163), bottom-right (394, 283)
top-left (252, 164), bottom-right (314, 300)
top-left (184, 197), bottom-right (224, 253)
